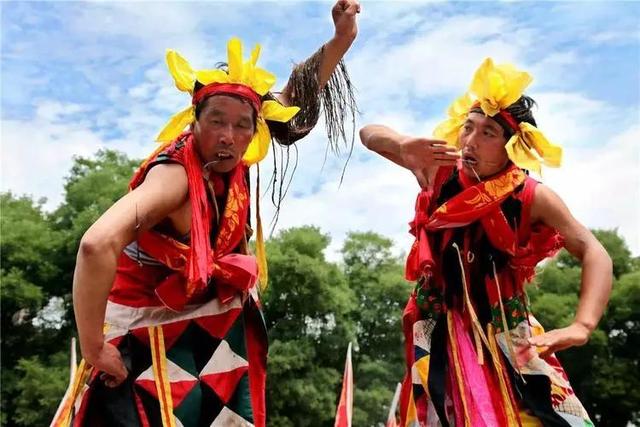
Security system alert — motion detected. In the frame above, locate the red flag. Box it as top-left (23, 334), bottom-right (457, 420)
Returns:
top-left (334, 342), bottom-right (353, 427)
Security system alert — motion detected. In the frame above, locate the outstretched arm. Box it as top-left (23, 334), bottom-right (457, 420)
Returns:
top-left (278, 0), bottom-right (360, 106)
top-left (73, 163), bottom-right (188, 386)
top-left (528, 184), bottom-right (612, 358)
top-left (359, 124), bottom-right (459, 188)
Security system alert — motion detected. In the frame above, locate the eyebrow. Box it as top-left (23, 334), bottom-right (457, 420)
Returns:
top-left (207, 108), bottom-right (225, 117)
top-left (206, 108), bottom-right (251, 122)
top-left (485, 122), bottom-right (502, 133)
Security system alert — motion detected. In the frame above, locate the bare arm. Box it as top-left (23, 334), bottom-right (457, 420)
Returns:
top-left (73, 163), bottom-right (188, 383)
top-left (360, 124), bottom-right (459, 188)
top-left (528, 184), bottom-right (613, 357)
top-left (278, 0), bottom-right (360, 106)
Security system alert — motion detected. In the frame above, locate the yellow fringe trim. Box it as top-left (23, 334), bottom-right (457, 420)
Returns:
top-left (491, 261), bottom-right (525, 383)
top-left (255, 164), bottom-right (268, 290)
top-left (487, 324), bottom-right (520, 426)
top-left (452, 242), bottom-right (491, 364)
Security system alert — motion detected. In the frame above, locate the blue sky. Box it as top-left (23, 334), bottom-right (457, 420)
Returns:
top-left (2, 1), bottom-right (639, 255)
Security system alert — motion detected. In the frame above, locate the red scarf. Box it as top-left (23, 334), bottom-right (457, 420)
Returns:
top-left (405, 164), bottom-right (526, 281)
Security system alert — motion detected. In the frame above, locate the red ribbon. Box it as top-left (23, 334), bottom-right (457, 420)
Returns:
top-left (192, 82), bottom-right (261, 113)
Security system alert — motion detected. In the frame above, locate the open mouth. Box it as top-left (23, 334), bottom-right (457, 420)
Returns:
top-left (461, 153), bottom-right (478, 166)
top-left (215, 152), bottom-right (234, 161)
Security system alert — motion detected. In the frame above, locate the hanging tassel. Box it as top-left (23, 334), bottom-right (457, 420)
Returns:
top-left (487, 324), bottom-right (521, 427)
top-left (452, 242), bottom-right (491, 364)
top-left (491, 261), bottom-right (525, 383)
top-left (447, 311), bottom-right (472, 427)
top-left (473, 317), bottom-right (484, 365)
top-left (255, 164), bottom-right (268, 290)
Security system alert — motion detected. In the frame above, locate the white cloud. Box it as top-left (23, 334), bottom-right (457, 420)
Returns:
top-left (532, 91), bottom-right (619, 149)
top-left (2, 103), bottom-right (103, 208)
top-left (260, 144), bottom-right (419, 262)
top-left (544, 125), bottom-right (640, 255)
top-left (347, 13), bottom-right (545, 124)
top-left (1, 101), bottom-right (150, 209)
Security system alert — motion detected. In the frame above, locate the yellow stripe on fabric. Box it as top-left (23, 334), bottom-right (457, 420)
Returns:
top-left (519, 409), bottom-right (543, 427)
top-left (52, 359), bottom-right (92, 427)
top-left (487, 324), bottom-right (519, 426)
top-left (447, 311), bottom-right (472, 427)
top-left (148, 326), bottom-right (176, 427)
top-left (404, 387), bottom-right (418, 427)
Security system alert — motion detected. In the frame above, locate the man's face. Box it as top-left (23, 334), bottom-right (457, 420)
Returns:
top-left (458, 112), bottom-right (510, 179)
top-left (192, 95), bottom-right (256, 173)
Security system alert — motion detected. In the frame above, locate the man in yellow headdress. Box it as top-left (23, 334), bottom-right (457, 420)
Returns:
top-left (360, 59), bottom-right (612, 426)
top-left (52, 1), bottom-right (360, 426)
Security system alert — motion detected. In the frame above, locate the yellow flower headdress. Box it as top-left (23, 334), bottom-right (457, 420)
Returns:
top-left (433, 58), bottom-right (562, 175)
top-left (155, 37), bottom-right (300, 166)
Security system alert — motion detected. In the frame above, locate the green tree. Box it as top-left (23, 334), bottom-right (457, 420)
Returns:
top-left (262, 226), bottom-right (356, 427)
top-left (12, 353), bottom-right (71, 427)
top-left (1, 193), bottom-right (68, 425)
top-left (1, 150), bottom-right (138, 426)
top-left (341, 232), bottom-right (409, 426)
top-left (556, 228), bottom-right (632, 278)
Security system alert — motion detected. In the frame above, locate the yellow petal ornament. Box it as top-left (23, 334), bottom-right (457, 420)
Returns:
top-left (433, 92), bottom-right (473, 148)
top-left (469, 58), bottom-right (532, 117)
top-left (433, 58), bottom-right (562, 174)
top-left (505, 122), bottom-right (563, 176)
top-left (166, 50), bottom-right (196, 93)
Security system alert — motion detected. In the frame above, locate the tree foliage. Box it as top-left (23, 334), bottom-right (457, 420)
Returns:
top-left (1, 150), bottom-right (136, 426)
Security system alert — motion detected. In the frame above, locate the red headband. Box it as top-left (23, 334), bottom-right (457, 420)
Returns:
top-left (192, 83), bottom-right (261, 113)
top-left (471, 101), bottom-right (520, 134)
top-left (497, 110), bottom-right (519, 134)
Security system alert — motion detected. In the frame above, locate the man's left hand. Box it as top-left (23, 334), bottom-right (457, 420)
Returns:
top-left (528, 322), bottom-right (591, 359)
top-left (332, 0), bottom-right (361, 41)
